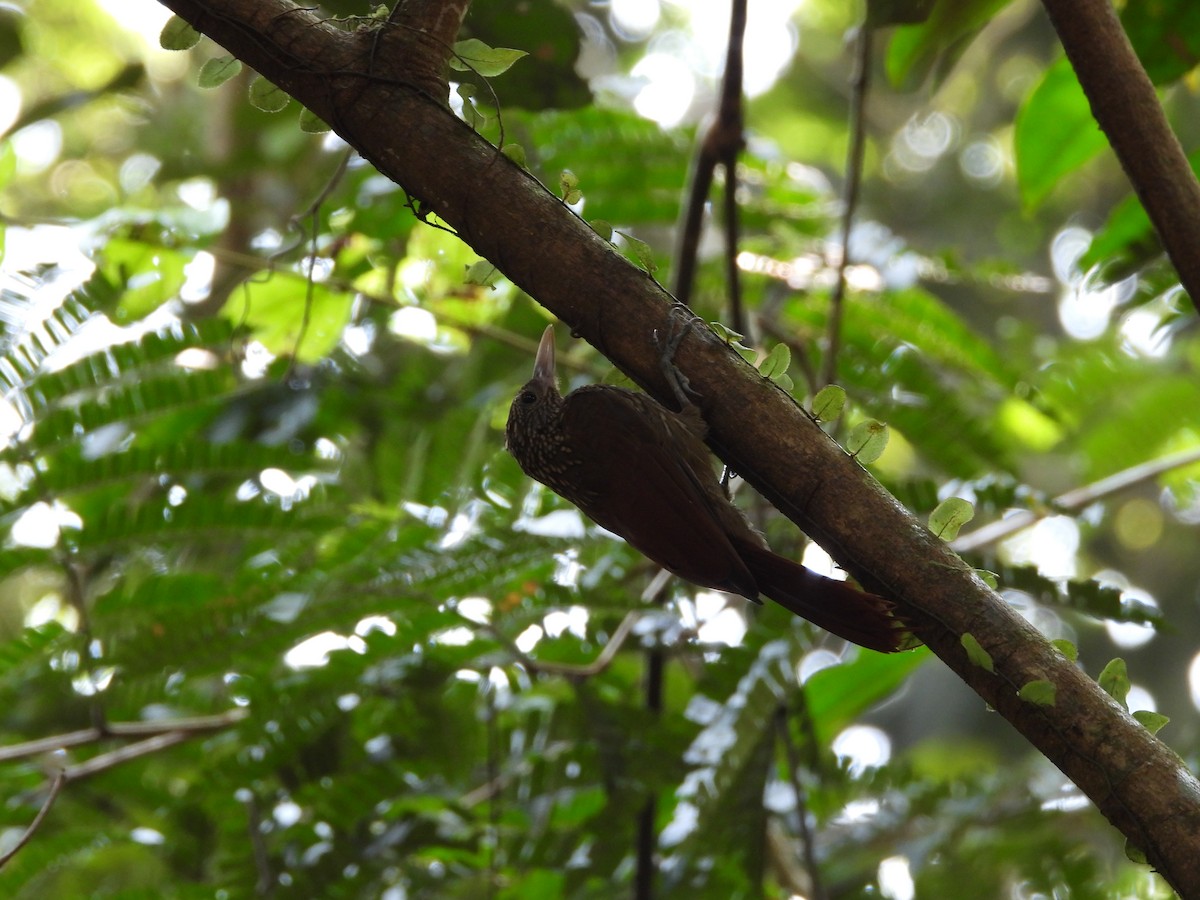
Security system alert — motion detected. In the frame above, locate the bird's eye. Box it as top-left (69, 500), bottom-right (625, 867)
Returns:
top-left (519, 390), bottom-right (537, 405)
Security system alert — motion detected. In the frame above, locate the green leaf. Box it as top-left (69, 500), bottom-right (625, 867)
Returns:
top-left (868, 0), bottom-right (936, 28)
top-left (960, 633), bottom-right (993, 672)
top-left (159, 15), bottom-right (201, 50)
top-left (464, 260), bottom-right (499, 287)
top-left (1098, 657), bottom-right (1130, 710)
top-left (98, 237), bottom-right (188, 322)
top-left (198, 55), bottom-right (242, 89)
top-left (991, 563), bottom-right (1167, 629)
top-left (299, 107), bottom-right (330, 133)
top-left (811, 384), bottom-right (846, 423)
top-left (1018, 679), bottom-right (1057, 707)
top-left (589, 219), bottom-right (613, 242)
top-left (501, 142), bottom-right (527, 168)
top-left (1121, 2), bottom-right (1200, 85)
top-left (929, 496), bottom-right (974, 540)
top-left (1079, 146), bottom-right (1200, 279)
top-left (456, 82), bottom-right (484, 129)
top-left (1014, 57), bottom-right (1107, 209)
top-left (758, 345), bottom-right (793, 392)
top-left (847, 419), bottom-right (889, 464)
top-left (222, 276), bottom-right (353, 362)
top-left (1051, 639), bottom-right (1078, 663)
top-left (559, 169), bottom-right (581, 204)
top-left (805, 645), bottom-right (931, 746)
top-left (616, 231), bottom-right (657, 275)
top-left (449, 39), bottom-right (528, 77)
top-left (709, 321), bottom-right (744, 344)
top-left (758, 342), bottom-right (790, 381)
top-left (0, 141), bottom-right (16, 192)
top-left (249, 76), bottom-right (290, 112)
top-left (1132, 709), bottom-right (1169, 736)
top-left (885, 0), bottom-right (1014, 88)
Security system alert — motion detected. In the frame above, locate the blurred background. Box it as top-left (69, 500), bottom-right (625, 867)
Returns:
top-left (0, 0), bottom-right (1195, 896)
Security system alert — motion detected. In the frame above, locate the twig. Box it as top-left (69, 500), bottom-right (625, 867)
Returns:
top-left (775, 703), bottom-right (827, 900)
top-left (672, 0), bottom-right (747, 326)
top-left (288, 146), bottom-right (354, 371)
top-left (952, 445), bottom-right (1200, 554)
top-left (62, 730), bottom-right (210, 782)
top-left (635, 559), bottom-right (678, 900)
top-left (484, 611), bottom-right (640, 678)
top-left (0, 709), bottom-right (250, 764)
top-left (241, 791), bottom-right (273, 894)
top-left (0, 769), bottom-right (66, 870)
top-left (717, 0), bottom-right (748, 335)
top-left (822, 24), bottom-right (872, 389)
top-left (635, 635), bottom-right (663, 900)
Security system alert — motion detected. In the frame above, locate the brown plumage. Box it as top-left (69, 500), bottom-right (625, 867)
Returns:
top-left (505, 324), bottom-right (910, 653)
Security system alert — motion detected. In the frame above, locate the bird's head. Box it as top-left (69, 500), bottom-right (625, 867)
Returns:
top-left (505, 324), bottom-right (564, 454)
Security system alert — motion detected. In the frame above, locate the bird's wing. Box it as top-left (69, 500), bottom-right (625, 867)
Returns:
top-left (558, 386), bottom-right (758, 598)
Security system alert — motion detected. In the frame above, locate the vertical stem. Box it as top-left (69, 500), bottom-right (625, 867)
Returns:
top-left (822, 25), bottom-right (872, 389)
top-left (635, 647), bottom-right (664, 899)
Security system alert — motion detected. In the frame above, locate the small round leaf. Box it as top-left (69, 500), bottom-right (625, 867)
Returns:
top-left (160, 16), bottom-right (201, 50)
top-left (198, 55), bottom-right (242, 89)
top-left (847, 420), bottom-right (889, 465)
top-left (812, 384), bottom-right (846, 423)
top-left (1018, 679), bottom-right (1057, 707)
top-left (929, 497), bottom-right (975, 540)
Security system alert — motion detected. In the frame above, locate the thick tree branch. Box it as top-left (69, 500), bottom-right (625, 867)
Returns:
top-left (1041, 0), bottom-right (1200, 314)
top-left (154, 1), bottom-right (1200, 893)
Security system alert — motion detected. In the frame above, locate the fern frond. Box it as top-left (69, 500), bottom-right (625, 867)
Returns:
top-left (0, 269), bottom-right (96, 413)
top-left (74, 496), bottom-right (337, 553)
top-left (660, 638), bottom-right (790, 893)
top-left (1, 442), bottom-right (337, 520)
top-left (25, 318), bottom-right (234, 414)
top-left (0, 623), bottom-right (68, 687)
top-left (17, 368), bottom-right (239, 457)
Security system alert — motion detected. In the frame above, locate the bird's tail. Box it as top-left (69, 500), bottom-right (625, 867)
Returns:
top-left (732, 537), bottom-right (915, 653)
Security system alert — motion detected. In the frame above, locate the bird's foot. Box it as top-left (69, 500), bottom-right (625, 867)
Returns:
top-left (654, 305), bottom-right (705, 411)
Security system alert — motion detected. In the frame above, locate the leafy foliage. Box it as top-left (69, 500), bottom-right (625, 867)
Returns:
top-left (0, 1), bottom-right (1194, 897)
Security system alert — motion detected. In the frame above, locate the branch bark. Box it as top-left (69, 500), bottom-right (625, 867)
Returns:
top-left (1041, 0), bottom-right (1200, 314)
top-left (155, 1), bottom-right (1200, 893)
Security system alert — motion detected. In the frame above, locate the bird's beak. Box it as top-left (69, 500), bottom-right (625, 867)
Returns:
top-left (533, 324), bottom-right (557, 384)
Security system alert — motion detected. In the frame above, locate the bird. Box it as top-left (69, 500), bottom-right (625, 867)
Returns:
top-left (505, 323), bottom-right (910, 653)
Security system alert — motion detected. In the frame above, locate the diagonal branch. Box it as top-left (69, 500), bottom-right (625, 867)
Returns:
top-left (1040, 0), bottom-right (1200, 314)
top-left (953, 445), bottom-right (1200, 554)
top-left (0, 709), bottom-right (249, 763)
top-left (153, 1), bottom-right (1200, 893)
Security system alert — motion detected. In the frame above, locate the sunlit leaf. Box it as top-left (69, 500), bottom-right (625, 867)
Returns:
top-left (961, 633), bottom-right (993, 672)
top-left (449, 38), bottom-right (528, 77)
top-left (1132, 709), bottom-right (1169, 735)
top-left (930, 496), bottom-right (974, 540)
top-left (1018, 679), bottom-right (1057, 707)
top-left (249, 76), bottom-right (290, 112)
top-left (812, 384), bottom-right (846, 423)
top-left (1014, 57), bottom-right (1107, 209)
top-left (198, 55), bottom-right (242, 89)
top-left (847, 419), bottom-right (889, 464)
top-left (1098, 658), bottom-right (1130, 710)
top-left (159, 15), bottom-right (201, 50)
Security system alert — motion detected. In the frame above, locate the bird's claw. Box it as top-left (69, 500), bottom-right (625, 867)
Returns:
top-left (654, 305), bottom-right (705, 411)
